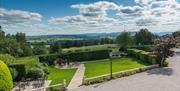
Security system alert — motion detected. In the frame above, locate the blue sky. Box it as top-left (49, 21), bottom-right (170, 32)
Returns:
top-left (1, 0), bottom-right (136, 21)
top-left (0, 0), bottom-right (180, 35)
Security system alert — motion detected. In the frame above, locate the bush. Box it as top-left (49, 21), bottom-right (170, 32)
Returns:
top-left (0, 54), bottom-right (16, 65)
top-left (148, 55), bottom-right (158, 64)
top-left (26, 67), bottom-right (45, 80)
top-left (66, 50), bottom-right (109, 62)
top-left (9, 64), bottom-right (26, 81)
top-left (163, 59), bottom-right (169, 67)
top-left (0, 60), bottom-right (13, 91)
top-left (119, 46), bottom-right (127, 52)
top-left (9, 68), bottom-right (18, 81)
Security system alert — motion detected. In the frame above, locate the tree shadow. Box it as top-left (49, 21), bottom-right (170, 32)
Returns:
top-left (146, 67), bottom-right (173, 76)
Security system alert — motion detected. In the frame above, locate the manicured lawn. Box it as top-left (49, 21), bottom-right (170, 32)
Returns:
top-left (83, 57), bottom-right (150, 78)
top-left (62, 44), bottom-right (117, 53)
top-left (13, 56), bottom-right (39, 65)
top-left (48, 67), bottom-right (77, 85)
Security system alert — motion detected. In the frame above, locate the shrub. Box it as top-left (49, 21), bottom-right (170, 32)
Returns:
top-left (148, 55), bottom-right (158, 64)
top-left (9, 68), bottom-right (18, 81)
top-left (0, 60), bottom-right (13, 91)
top-left (9, 64), bottom-right (26, 81)
top-left (26, 67), bottom-right (45, 80)
top-left (163, 59), bottom-right (169, 67)
top-left (119, 46), bottom-right (127, 52)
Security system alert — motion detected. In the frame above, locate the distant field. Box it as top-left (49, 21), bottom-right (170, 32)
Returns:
top-left (48, 67), bottom-right (77, 85)
top-left (62, 44), bottom-right (118, 53)
top-left (83, 57), bottom-right (150, 78)
top-left (27, 37), bottom-right (83, 43)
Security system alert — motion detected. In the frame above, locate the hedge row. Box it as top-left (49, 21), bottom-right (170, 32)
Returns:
top-left (128, 45), bottom-right (153, 51)
top-left (38, 50), bottom-right (110, 64)
top-left (83, 65), bottom-right (158, 85)
top-left (127, 49), bottom-right (158, 64)
top-left (66, 50), bottom-right (109, 62)
top-left (38, 54), bottom-right (60, 65)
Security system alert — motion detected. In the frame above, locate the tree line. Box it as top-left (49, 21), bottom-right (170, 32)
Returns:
top-left (116, 28), bottom-right (157, 49)
top-left (0, 26), bottom-right (61, 57)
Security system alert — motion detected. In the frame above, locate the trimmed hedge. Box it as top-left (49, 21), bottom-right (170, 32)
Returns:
top-left (83, 65), bottom-right (158, 85)
top-left (0, 60), bottom-right (13, 91)
top-left (127, 49), bottom-right (158, 64)
top-left (66, 50), bottom-right (109, 62)
top-left (38, 54), bottom-right (60, 65)
top-left (38, 50), bottom-right (109, 63)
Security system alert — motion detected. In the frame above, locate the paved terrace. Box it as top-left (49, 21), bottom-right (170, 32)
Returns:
top-left (71, 48), bottom-right (180, 91)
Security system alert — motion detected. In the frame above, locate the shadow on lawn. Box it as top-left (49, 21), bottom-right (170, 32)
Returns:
top-left (146, 67), bottom-right (173, 76)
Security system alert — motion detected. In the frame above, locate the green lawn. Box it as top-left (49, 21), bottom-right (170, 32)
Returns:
top-left (62, 44), bottom-right (117, 53)
top-left (48, 67), bottom-right (77, 85)
top-left (83, 57), bottom-right (150, 78)
top-left (13, 56), bottom-right (39, 65)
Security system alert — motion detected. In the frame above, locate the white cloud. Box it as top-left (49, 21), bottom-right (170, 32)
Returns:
top-left (71, 1), bottom-right (119, 18)
top-left (0, 8), bottom-right (42, 24)
top-left (120, 6), bottom-right (143, 14)
top-left (48, 0), bottom-right (180, 34)
top-left (49, 1), bottom-right (120, 26)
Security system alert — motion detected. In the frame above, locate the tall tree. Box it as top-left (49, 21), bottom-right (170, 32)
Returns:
top-left (49, 42), bottom-right (62, 54)
top-left (172, 30), bottom-right (180, 37)
top-left (135, 29), bottom-right (154, 45)
top-left (15, 32), bottom-right (26, 43)
top-left (0, 26), bottom-right (5, 38)
top-left (116, 31), bottom-right (132, 48)
top-left (0, 26), bottom-right (33, 57)
top-left (33, 45), bottom-right (48, 55)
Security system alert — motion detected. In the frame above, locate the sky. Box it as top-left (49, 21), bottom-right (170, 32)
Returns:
top-left (0, 0), bottom-right (180, 35)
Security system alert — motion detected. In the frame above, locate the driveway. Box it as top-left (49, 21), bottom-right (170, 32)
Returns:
top-left (71, 48), bottom-right (180, 91)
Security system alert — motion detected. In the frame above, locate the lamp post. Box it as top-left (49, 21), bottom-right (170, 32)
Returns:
top-left (108, 47), bottom-right (113, 80)
top-left (109, 57), bottom-right (112, 80)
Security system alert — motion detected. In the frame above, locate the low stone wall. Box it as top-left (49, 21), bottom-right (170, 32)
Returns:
top-left (83, 65), bottom-right (159, 85)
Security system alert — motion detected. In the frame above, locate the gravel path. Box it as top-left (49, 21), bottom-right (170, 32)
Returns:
top-left (71, 49), bottom-right (180, 91)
